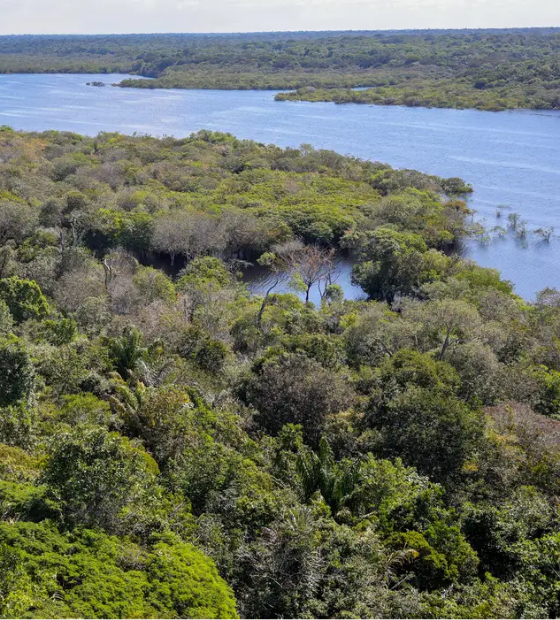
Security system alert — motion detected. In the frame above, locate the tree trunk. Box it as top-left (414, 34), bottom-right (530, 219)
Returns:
top-left (257, 278), bottom-right (280, 329)
top-left (439, 329), bottom-right (452, 360)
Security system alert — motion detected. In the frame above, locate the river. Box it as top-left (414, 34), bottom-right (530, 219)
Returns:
top-left (1, 72), bottom-right (560, 301)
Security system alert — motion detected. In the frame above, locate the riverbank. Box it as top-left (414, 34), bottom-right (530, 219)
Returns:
top-left (2, 29), bottom-right (560, 113)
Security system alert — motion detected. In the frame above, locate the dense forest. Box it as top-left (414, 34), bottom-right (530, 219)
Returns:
top-left (1, 29), bottom-right (560, 110)
top-left (1, 126), bottom-right (560, 618)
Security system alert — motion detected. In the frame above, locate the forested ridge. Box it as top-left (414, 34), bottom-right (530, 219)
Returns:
top-left (2, 29), bottom-right (560, 110)
top-left (1, 126), bottom-right (560, 618)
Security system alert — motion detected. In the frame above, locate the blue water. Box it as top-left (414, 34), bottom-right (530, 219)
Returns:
top-left (1, 73), bottom-right (560, 299)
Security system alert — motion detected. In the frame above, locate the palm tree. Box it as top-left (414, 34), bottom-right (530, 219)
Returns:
top-left (108, 326), bottom-right (148, 380)
top-left (297, 438), bottom-right (361, 516)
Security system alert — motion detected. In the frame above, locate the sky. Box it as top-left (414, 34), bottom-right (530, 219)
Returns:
top-left (0, 0), bottom-right (559, 35)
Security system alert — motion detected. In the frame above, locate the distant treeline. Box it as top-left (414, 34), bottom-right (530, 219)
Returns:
top-left (1, 30), bottom-right (560, 110)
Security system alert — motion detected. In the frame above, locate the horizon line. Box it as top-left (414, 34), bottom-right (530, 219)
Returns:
top-left (2, 26), bottom-right (560, 37)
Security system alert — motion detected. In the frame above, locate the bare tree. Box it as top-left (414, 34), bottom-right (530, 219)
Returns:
top-left (102, 249), bottom-right (139, 315)
top-left (255, 241), bottom-right (304, 329)
top-left (255, 241), bottom-right (338, 326)
top-left (293, 246), bottom-right (336, 303)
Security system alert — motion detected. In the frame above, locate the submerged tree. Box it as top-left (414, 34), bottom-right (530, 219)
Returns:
top-left (290, 245), bottom-right (336, 303)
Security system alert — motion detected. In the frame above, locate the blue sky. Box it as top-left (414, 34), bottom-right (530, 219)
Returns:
top-left (0, 0), bottom-right (558, 35)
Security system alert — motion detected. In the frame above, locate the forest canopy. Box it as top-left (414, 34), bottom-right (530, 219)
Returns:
top-left (1, 127), bottom-right (560, 617)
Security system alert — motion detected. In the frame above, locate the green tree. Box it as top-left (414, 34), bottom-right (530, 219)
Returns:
top-left (146, 533), bottom-right (239, 619)
top-left (177, 256), bottom-right (233, 290)
top-left (41, 425), bottom-right (163, 534)
top-left (0, 300), bottom-right (13, 336)
top-left (0, 337), bottom-right (35, 407)
top-left (376, 348), bottom-right (460, 395)
top-left (40, 317), bottom-right (78, 346)
top-left (113, 383), bottom-right (198, 466)
top-left (403, 298), bottom-right (482, 360)
top-left (0, 200), bottom-right (39, 247)
top-left (241, 353), bottom-right (353, 444)
top-left (370, 387), bottom-right (482, 485)
top-left (349, 228), bottom-right (434, 302)
top-left (133, 266), bottom-right (176, 305)
top-left (0, 277), bottom-right (49, 323)
top-left (0, 543), bottom-right (35, 618)
top-left (0, 522), bottom-right (238, 619)
top-left (0, 402), bottom-right (36, 448)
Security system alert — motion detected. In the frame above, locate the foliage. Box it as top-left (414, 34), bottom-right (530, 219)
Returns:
top-left (41, 424), bottom-right (163, 535)
top-left (108, 326), bottom-right (151, 380)
top-left (0, 337), bottom-right (35, 407)
top-left (240, 353), bottom-right (353, 444)
top-left (368, 387), bottom-right (483, 485)
top-left (0, 522), bottom-right (237, 619)
top-left (146, 533), bottom-right (239, 619)
top-left (0, 277), bottom-right (49, 323)
top-left (0, 128), bottom-right (558, 617)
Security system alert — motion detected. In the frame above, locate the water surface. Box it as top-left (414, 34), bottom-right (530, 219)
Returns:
top-left (1, 73), bottom-right (560, 299)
